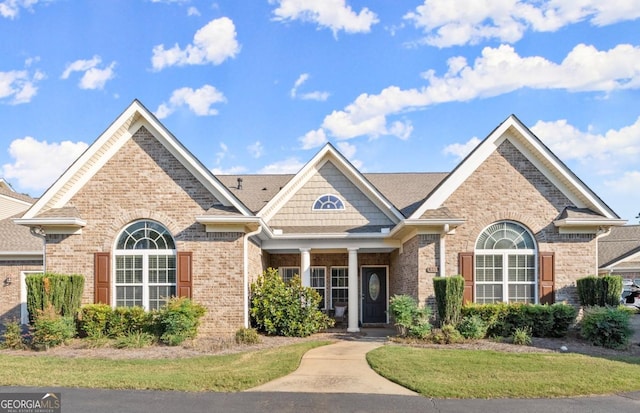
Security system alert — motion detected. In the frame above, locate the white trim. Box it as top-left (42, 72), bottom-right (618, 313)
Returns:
top-left (21, 100), bottom-right (252, 220)
top-left (310, 266), bottom-right (327, 310)
top-left (410, 116), bottom-right (621, 220)
top-left (0, 193), bottom-right (32, 207)
top-left (258, 144), bottom-right (403, 224)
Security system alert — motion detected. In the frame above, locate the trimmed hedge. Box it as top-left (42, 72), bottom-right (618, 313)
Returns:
top-left (26, 273), bottom-right (84, 323)
top-left (581, 306), bottom-right (633, 349)
top-left (433, 276), bottom-right (464, 326)
top-left (461, 303), bottom-right (577, 338)
top-left (576, 275), bottom-right (623, 307)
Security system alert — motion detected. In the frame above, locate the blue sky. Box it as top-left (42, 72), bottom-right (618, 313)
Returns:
top-left (1, 0), bottom-right (639, 223)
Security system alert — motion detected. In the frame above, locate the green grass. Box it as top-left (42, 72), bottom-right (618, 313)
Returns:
top-left (0, 341), bottom-right (329, 392)
top-left (367, 346), bottom-right (640, 399)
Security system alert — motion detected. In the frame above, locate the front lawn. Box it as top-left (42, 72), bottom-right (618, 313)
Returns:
top-left (0, 341), bottom-right (329, 392)
top-left (367, 345), bottom-right (640, 398)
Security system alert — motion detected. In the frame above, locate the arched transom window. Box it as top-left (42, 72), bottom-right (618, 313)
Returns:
top-left (114, 220), bottom-right (176, 310)
top-left (313, 194), bottom-right (345, 210)
top-left (474, 221), bottom-right (537, 304)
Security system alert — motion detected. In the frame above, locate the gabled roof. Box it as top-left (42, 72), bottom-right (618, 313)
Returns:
top-left (0, 214), bottom-right (42, 254)
top-left (20, 100), bottom-right (252, 221)
top-left (599, 225), bottom-right (640, 269)
top-left (0, 185), bottom-right (35, 204)
top-left (256, 143), bottom-right (405, 224)
top-left (410, 114), bottom-right (623, 223)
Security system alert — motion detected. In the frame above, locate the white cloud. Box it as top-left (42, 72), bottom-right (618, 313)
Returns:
top-left (61, 56), bottom-right (116, 90)
top-left (270, 0), bottom-right (379, 37)
top-left (0, 0), bottom-right (49, 19)
top-left (290, 73), bottom-right (330, 101)
top-left (1, 136), bottom-right (88, 191)
top-left (258, 157), bottom-right (305, 174)
top-left (211, 165), bottom-right (248, 175)
top-left (405, 0), bottom-right (640, 47)
top-left (0, 68), bottom-right (45, 104)
top-left (155, 85), bottom-right (226, 119)
top-left (187, 6), bottom-right (200, 16)
top-left (531, 116), bottom-right (640, 164)
top-left (151, 17), bottom-right (240, 70)
top-left (247, 141), bottom-right (264, 158)
top-left (443, 137), bottom-right (482, 160)
top-left (606, 171), bottom-right (640, 194)
top-left (298, 128), bottom-right (327, 149)
top-left (312, 43), bottom-right (640, 141)
top-left (335, 141), bottom-right (363, 169)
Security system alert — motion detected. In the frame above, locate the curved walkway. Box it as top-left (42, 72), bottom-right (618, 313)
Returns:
top-left (247, 330), bottom-right (417, 395)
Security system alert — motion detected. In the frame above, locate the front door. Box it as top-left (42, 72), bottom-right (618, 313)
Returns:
top-left (361, 267), bottom-right (387, 323)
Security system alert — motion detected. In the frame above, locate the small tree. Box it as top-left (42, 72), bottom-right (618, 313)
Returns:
top-left (26, 273), bottom-right (84, 323)
top-left (433, 276), bottom-right (464, 326)
top-left (389, 294), bottom-right (431, 338)
top-left (250, 268), bottom-right (333, 337)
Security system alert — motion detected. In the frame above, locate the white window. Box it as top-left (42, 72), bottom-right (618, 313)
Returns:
top-left (279, 267), bottom-right (299, 283)
top-left (114, 220), bottom-right (176, 310)
top-left (313, 194), bottom-right (345, 210)
top-left (331, 267), bottom-right (349, 307)
top-left (475, 221), bottom-right (537, 304)
top-left (310, 267), bottom-right (326, 309)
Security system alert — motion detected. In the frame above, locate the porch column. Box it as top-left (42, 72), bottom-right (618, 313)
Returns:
top-left (300, 248), bottom-right (311, 287)
top-left (347, 247), bottom-right (359, 332)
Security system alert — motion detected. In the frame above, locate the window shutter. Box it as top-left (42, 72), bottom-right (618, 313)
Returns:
top-left (459, 252), bottom-right (474, 304)
top-left (94, 252), bottom-right (111, 304)
top-left (177, 251), bottom-right (193, 298)
top-left (539, 252), bottom-right (555, 304)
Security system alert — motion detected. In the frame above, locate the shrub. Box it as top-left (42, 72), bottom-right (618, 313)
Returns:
top-left (77, 304), bottom-right (112, 338)
top-left (235, 327), bottom-right (261, 345)
top-left (433, 276), bottom-right (464, 326)
top-left (457, 314), bottom-right (487, 339)
top-left (580, 306), bottom-right (632, 349)
top-left (389, 294), bottom-right (431, 338)
top-left (250, 268), bottom-right (333, 337)
top-left (107, 306), bottom-right (153, 338)
top-left (1, 320), bottom-right (26, 350)
top-left (512, 327), bottom-right (532, 346)
top-left (429, 324), bottom-right (464, 344)
top-left (30, 306), bottom-right (76, 350)
top-left (577, 275), bottom-right (623, 307)
top-left (156, 297), bottom-right (206, 346)
top-left (26, 273), bottom-right (84, 323)
top-left (549, 303), bottom-right (578, 337)
top-left (113, 332), bottom-right (155, 349)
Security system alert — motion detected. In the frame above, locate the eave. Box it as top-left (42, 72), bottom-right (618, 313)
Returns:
top-left (13, 217), bottom-right (87, 235)
top-left (195, 216), bottom-right (262, 233)
top-left (553, 218), bottom-right (627, 234)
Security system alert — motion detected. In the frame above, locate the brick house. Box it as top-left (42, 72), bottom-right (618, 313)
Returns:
top-left (2, 100), bottom-right (627, 334)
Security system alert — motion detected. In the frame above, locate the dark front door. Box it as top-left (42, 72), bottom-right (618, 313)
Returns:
top-left (361, 267), bottom-right (387, 323)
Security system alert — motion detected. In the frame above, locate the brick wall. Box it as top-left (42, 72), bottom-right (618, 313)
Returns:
top-left (0, 260), bottom-right (42, 322)
top-left (43, 127), bottom-right (246, 334)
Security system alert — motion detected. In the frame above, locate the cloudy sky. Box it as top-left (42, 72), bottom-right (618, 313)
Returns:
top-left (1, 0), bottom-right (639, 223)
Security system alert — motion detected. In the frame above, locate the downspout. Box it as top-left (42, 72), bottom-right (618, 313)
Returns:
top-left (30, 226), bottom-right (46, 274)
top-left (243, 224), bottom-right (262, 328)
top-left (439, 224), bottom-right (449, 277)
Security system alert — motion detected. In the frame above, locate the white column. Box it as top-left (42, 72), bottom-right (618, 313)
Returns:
top-left (347, 247), bottom-right (360, 332)
top-left (439, 233), bottom-right (446, 277)
top-left (300, 248), bottom-right (311, 287)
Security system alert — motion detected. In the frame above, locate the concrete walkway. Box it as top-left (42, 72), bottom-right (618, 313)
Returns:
top-left (247, 330), bottom-right (417, 395)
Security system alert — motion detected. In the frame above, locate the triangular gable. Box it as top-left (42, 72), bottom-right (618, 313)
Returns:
top-left (21, 100), bottom-right (252, 220)
top-left (258, 143), bottom-right (404, 226)
top-left (410, 115), bottom-right (622, 221)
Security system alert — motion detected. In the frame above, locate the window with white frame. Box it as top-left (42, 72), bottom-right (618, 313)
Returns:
top-left (279, 267), bottom-right (299, 283)
top-left (310, 267), bottom-right (326, 309)
top-left (114, 220), bottom-right (176, 310)
top-left (313, 194), bottom-right (345, 210)
top-left (331, 267), bottom-right (349, 307)
top-left (475, 221), bottom-right (537, 304)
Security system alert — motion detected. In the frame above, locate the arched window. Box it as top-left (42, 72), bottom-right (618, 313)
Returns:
top-left (474, 221), bottom-right (537, 304)
top-left (114, 220), bottom-right (176, 310)
top-left (313, 194), bottom-right (345, 210)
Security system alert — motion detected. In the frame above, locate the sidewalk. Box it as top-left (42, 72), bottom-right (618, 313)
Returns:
top-left (247, 329), bottom-right (417, 395)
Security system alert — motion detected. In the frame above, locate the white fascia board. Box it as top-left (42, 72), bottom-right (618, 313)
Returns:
top-left (195, 216), bottom-right (261, 233)
top-left (0, 194), bottom-right (32, 207)
top-left (258, 144), bottom-right (403, 223)
top-left (14, 218), bottom-right (87, 227)
top-left (554, 218), bottom-right (627, 228)
top-left (410, 120), bottom-right (513, 219)
top-left (261, 237), bottom-right (400, 252)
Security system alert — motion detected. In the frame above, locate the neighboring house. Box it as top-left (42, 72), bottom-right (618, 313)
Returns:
top-left (1, 100), bottom-right (628, 334)
top-left (598, 225), bottom-right (640, 279)
top-left (0, 186), bottom-right (41, 324)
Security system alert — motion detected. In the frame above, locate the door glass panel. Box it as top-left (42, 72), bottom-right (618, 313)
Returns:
top-left (369, 273), bottom-right (380, 301)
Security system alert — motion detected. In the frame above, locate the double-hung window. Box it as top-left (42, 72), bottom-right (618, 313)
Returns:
top-left (310, 267), bottom-right (326, 309)
top-left (279, 267), bottom-right (299, 283)
top-left (331, 267), bottom-right (349, 307)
